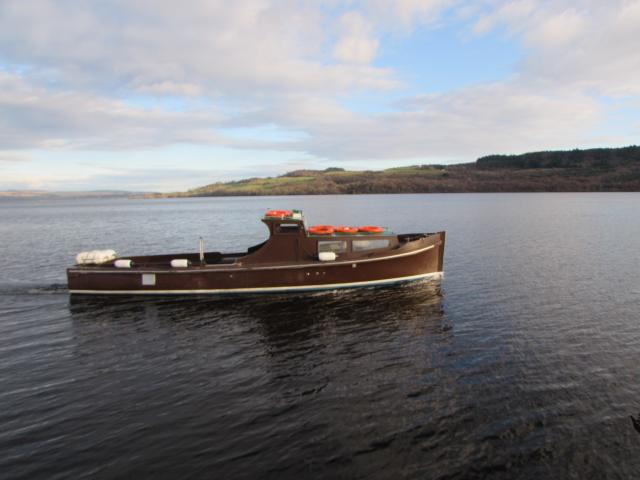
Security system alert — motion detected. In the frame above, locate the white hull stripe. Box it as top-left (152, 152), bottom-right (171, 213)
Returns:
top-left (69, 271), bottom-right (443, 295)
top-left (70, 244), bottom-right (438, 275)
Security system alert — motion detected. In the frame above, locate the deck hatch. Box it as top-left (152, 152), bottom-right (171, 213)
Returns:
top-left (142, 274), bottom-right (156, 286)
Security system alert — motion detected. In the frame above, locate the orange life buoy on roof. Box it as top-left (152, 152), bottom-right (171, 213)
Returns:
top-left (358, 225), bottom-right (384, 234)
top-left (334, 226), bottom-right (359, 234)
top-left (308, 225), bottom-right (335, 235)
top-left (265, 210), bottom-right (293, 218)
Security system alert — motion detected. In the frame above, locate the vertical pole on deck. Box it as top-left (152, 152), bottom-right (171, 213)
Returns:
top-left (199, 237), bottom-right (205, 265)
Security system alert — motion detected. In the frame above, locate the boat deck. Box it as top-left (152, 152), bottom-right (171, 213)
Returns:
top-left (71, 233), bottom-right (438, 271)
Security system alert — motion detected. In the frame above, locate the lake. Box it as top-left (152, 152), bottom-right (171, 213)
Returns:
top-left (1, 193), bottom-right (639, 479)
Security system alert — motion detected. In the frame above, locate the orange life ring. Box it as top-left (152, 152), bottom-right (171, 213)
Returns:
top-left (358, 225), bottom-right (384, 234)
top-left (334, 226), bottom-right (359, 234)
top-left (308, 225), bottom-right (335, 235)
top-left (265, 209), bottom-right (292, 218)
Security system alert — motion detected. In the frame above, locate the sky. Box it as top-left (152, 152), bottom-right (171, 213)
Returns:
top-left (1, 0), bottom-right (639, 192)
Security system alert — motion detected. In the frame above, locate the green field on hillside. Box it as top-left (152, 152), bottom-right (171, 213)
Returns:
top-left (145, 146), bottom-right (640, 197)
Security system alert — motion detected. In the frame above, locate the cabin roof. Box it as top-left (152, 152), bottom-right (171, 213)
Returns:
top-left (262, 209), bottom-right (394, 237)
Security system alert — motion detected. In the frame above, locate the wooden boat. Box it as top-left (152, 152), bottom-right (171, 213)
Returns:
top-left (67, 209), bottom-right (445, 295)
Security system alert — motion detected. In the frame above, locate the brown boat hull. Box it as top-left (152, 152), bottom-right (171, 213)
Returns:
top-left (68, 233), bottom-right (445, 295)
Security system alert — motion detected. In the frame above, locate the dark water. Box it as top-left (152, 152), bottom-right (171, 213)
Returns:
top-left (1, 194), bottom-right (639, 479)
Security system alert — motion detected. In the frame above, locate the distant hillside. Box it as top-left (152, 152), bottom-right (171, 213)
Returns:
top-left (477, 145), bottom-right (640, 170)
top-left (146, 146), bottom-right (640, 197)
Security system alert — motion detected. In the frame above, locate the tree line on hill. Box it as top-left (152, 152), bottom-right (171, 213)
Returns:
top-left (144, 145), bottom-right (640, 197)
top-left (476, 146), bottom-right (640, 170)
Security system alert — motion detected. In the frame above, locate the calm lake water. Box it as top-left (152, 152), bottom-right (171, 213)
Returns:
top-left (1, 193), bottom-right (639, 479)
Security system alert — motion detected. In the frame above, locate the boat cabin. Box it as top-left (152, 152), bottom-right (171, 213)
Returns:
top-left (240, 209), bottom-right (399, 265)
top-left (73, 209), bottom-right (428, 269)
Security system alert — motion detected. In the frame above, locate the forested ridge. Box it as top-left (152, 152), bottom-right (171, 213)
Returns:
top-left (146, 146), bottom-right (640, 197)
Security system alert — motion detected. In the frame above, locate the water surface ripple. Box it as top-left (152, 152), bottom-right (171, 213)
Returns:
top-left (1, 194), bottom-right (639, 479)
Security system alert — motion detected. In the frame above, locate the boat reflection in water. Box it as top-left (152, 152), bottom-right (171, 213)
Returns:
top-left (64, 280), bottom-right (452, 477)
top-left (68, 280), bottom-right (448, 360)
top-left (68, 279), bottom-right (446, 337)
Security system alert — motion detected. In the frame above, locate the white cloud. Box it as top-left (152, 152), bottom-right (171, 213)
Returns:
top-left (0, 0), bottom-right (397, 96)
top-left (333, 11), bottom-right (379, 64)
top-left (0, 0), bottom-right (639, 191)
top-left (134, 81), bottom-right (204, 97)
top-left (473, 0), bottom-right (640, 96)
top-left (250, 82), bottom-right (604, 161)
top-left (0, 151), bottom-right (31, 163)
top-left (473, 0), bottom-right (536, 35)
top-left (525, 8), bottom-right (586, 48)
top-left (0, 72), bottom-right (227, 150)
top-left (365, 0), bottom-right (457, 29)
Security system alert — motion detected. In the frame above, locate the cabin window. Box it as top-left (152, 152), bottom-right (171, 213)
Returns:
top-left (277, 223), bottom-right (300, 234)
top-left (318, 240), bottom-right (347, 253)
top-left (352, 239), bottom-right (390, 251)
